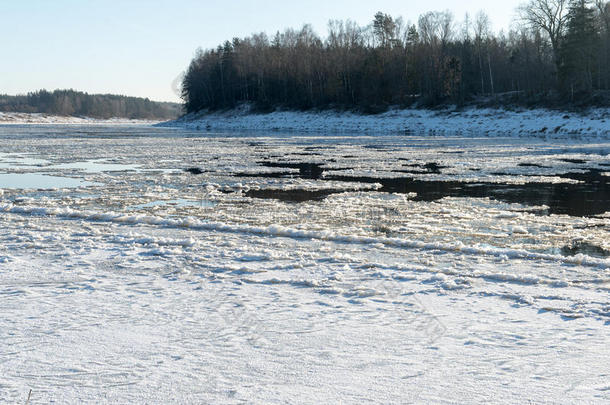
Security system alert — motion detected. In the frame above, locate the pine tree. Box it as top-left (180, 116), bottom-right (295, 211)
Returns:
top-left (561, 0), bottom-right (600, 98)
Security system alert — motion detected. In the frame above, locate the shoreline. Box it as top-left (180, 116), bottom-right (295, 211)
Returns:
top-left (158, 106), bottom-right (610, 138)
top-left (0, 112), bottom-right (160, 125)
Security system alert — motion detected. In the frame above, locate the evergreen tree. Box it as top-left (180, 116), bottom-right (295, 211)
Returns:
top-left (561, 0), bottom-right (600, 97)
top-left (0, 90), bottom-right (181, 119)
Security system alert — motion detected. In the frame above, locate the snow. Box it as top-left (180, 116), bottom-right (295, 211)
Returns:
top-left (159, 105), bottom-right (610, 139)
top-left (0, 112), bottom-right (159, 125)
top-left (1, 124), bottom-right (609, 403)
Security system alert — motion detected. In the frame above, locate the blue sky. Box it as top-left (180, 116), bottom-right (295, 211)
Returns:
top-left (1, 0), bottom-right (523, 102)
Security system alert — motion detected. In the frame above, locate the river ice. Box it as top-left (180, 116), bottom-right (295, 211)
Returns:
top-left (0, 125), bottom-right (608, 404)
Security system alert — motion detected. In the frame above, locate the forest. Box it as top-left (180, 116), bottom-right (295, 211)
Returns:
top-left (0, 89), bottom-right (181, 120)
top-left (182, 0), bottom-right (610, 113)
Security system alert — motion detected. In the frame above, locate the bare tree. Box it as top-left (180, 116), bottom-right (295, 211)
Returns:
top-left (475, 11), bottom-right (491, 93)
top-left (418, 11), bottom-right (455, 102)
top-left (418, 11), bottom-right (454, 47)
top-left (461, 13), bottom-right (472, 42)
top-left (518, 0), bottom-right (569, 72)
top-left (474, 12), bottom-right (496, 95)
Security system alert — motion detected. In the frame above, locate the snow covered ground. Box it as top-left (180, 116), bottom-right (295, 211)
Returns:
top-left (160, 105), bottom-right (610, 139)
top-left (0, 112), bottom-right (158, 125)
top-left (0, 124), bottom-right (609, 403)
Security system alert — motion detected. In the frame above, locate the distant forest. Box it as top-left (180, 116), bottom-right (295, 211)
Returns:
top-left (0, 90), bottom-right (182, 120)
top-left (182, 0), bottom-right (610, 113)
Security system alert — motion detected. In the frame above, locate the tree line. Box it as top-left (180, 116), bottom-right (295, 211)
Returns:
top-left (182, 0), bottom-right (610, 113)
top-left (0, 89), bottom-right (182, 120)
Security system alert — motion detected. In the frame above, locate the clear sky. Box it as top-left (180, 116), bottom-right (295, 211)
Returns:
top-left (0, 0), bottom-right (524, 102)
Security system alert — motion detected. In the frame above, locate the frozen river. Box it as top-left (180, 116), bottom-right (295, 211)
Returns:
top-left (1, 125), bottom-right (609, 403)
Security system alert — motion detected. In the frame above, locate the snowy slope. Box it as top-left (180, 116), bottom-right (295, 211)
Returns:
top-left (160, 105), bottom-right (610, 139)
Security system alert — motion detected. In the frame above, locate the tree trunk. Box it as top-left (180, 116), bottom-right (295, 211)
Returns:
top-left (488, 52), bottom-right (495, 95)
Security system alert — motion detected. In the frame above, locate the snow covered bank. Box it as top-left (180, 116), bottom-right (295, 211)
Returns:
top-left (159, 106), bottom-right (610, 138)
top-left (0, 112), bottom-right (158, 125)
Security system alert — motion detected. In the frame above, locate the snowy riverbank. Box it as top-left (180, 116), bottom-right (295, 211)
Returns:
top-left (0, 112), bottom-right (159, 125)
top-left (159, 106), bottom-right (610, 138)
